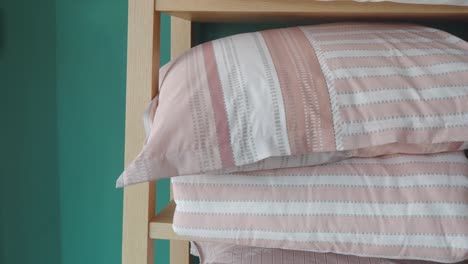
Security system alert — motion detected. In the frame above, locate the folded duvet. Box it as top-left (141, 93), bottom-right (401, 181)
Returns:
top-left (172, 152), bottom-right (468, 263)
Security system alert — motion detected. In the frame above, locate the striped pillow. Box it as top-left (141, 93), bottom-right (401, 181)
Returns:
top-left (117, 23), bottom-right (468, 187)
top-left (172, 151), bottom-right (468, 263)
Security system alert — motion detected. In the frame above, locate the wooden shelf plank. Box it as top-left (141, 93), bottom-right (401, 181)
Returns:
top-left (150, 200), bottom-right (190, 241)
top-left (155, 0), bottom-right (468, 22)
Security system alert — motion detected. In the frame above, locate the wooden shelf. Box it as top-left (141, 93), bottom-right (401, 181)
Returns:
top-left (149, 200), bottom-right (189, 241)
top-left (155, 0), bottom-right (468, 22)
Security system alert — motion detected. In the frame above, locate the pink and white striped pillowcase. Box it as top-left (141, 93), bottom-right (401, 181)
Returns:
top-left (172, 151), bottom-right (468, 263)
top-left (117, 23), bottom-right (468, 187)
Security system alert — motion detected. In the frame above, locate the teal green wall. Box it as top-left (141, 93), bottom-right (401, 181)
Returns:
top-left (56, 0), bottom-right (171, 263)
top-left (55, 0), bottom-right (126, 263)
top-left (1, 1), bottom-right (61, 264)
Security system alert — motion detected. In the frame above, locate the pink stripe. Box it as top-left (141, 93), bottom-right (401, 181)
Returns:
top-left (261, 28), bottom-right (306, 154)
top-left (343, 127), bottom-right (468, 150)
top-left (320, 40), bottom-right (465, 52)
top-left (313, 31), bottom-right (452, 42)
top-left (340, 99), bottom-right (468, 121)
top-left (328, 54), bottom-right (468, 70)
top-left (261, 27), bottom-right (336, 153)
top-left (202, 42), bottom-right (235, 168)
top-left (177, 234), bottom-right (467, 263)
top-left (335, 71), bottom-right (468, 93)
top-left (174, 184), bottom-right (468, 203)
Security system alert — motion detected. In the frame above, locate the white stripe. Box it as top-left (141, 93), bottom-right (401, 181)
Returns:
top-left (344, 112), bottom-right (468, 135)
top-left (252, 33), bottom-right (291, 156)
top-left (173, 226), bottom-right (468, 250)
top-left (175, 200), bottom-right (468, 217)
top-left (339, 85), bottom-right (468, 106)
top-left (317, 35), bottom-right (462, 45)
top-left (333, 62), bottom-right (468, 80)
top-left (302, 28), bottom-right (439, 37)
top-left (323, 48), bottom-right (468, 59)
top-left (213, 35), bottom-right (253, 165)
top-left (213, 33), bottom-right (291, 165)
top-left (172, 174), bottom-right (468, 187)
top-left (193, 46), bottom-right (224, 171)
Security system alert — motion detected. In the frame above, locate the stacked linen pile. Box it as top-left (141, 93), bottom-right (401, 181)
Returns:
top-left (173, 152), bottom-right (468, 263)
top-left (118, 23), bottom-right (468, 263)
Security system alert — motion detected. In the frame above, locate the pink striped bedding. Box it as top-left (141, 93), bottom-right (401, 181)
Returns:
top-left (172, 151), bottom-right (468, 263)
top-left (117, 23), bottom-right (468, 187)
top-left (190, 241), bottom-right (465, 264)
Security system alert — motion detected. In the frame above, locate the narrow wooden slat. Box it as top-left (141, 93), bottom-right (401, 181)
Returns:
top-left (156, 0), bottom-right (468, 22)
top-left (123, 183), bottom-right (156, 264)
top-left (171, 241), bottom-right (191, 264)
top-left (122, 0), bottom-right (160, 263)
top-left (149, 201), bottom-right (189, 241)
top-left (149, 201), bottom-right (176, 240)
top-left (169, 16), bottom-right (193, 264)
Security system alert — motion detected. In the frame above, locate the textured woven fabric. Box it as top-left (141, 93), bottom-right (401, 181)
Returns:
top-left (172, 152), bottom-right (468, 263)
top-left (117, 23), bottom-right (468, 187)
